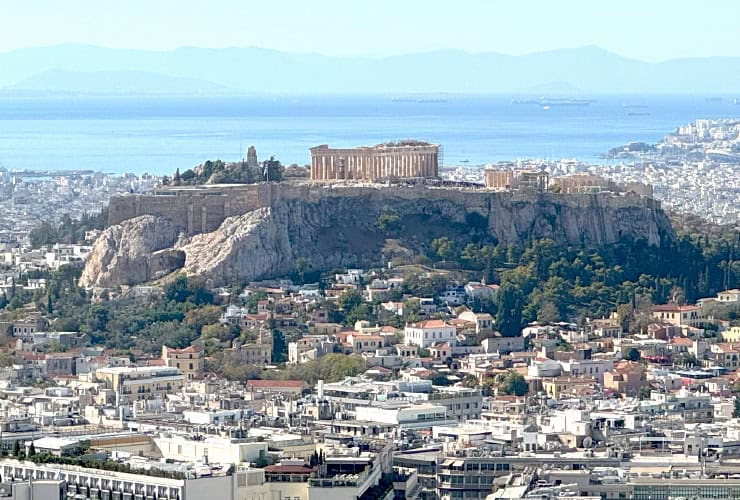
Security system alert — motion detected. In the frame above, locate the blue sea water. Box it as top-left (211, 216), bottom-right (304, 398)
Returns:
top-left (0, 94), bottom-right (737, 175)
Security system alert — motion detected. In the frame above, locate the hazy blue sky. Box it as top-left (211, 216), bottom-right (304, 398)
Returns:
top-left (2, 0), bottom-right (739, 61)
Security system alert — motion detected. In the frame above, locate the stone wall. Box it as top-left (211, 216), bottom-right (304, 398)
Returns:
top-left (108, 185), bottom-right (263, 232)
top-left (108, 182), bottom-right (665, 241)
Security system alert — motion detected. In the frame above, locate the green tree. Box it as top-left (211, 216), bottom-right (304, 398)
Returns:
top-left (200, 323), bottom-right (237, 343)
top-left (0, 351), bottom-right (14, 367)
top-left (496, 370), bottom-right (528, 396)
top-left (338, 288), bottom-right (364, 313)
top-left (246, 291), bottom-right (268, 314)
top-left (430, 372), bottom-right (451, 386)
top-left (431, 237), bottom-right (455, 261)
top-left (164, 275), bottom-right (190, 303)
top-left (375, 213), bottom-right (401, 234)
top-left (496, 283), bottom-right (524, 337)
top-left (345, 303), bottom-right (373, 327)
top-left (537, 301), bottom-right (560, 323)
top-left (180, 169), bottom-right (197, 184)
top-left (272, 329), bottom-right (286, 363)
top-left (260, 156), bottom-right (283, 182)
top-left (295, 257), bottom-right (308, 285)
top-left (12, 441), bottom-right (20, 457)
top-left (626, 348), bottom-right (641, 362)
top-left (461, 374), bottom-right (479, 388)
top-left (281, 353), bottom-right (367, 385)
top-left (85, 304), bottom-right (110, 332)
top-left (28, 221), bottom-right (61, 247)
top-left (164, 275), bottom-right (213, 305)
top-left (734, 398), bottom-right (740, 419)
top-left (402, 298), bottom-right (421, 322)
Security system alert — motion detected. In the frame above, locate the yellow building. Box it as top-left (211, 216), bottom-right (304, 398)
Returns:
top-left (95, 366), bottom-right (184, 403)
top-left (541, 376), bottom-right (596, 399)
top-left (652, 304), bottom-right (704, 328)
top-left (162, 344), bottom-right (205, 380)
top-left (722, 326), bottom-right (740, 343)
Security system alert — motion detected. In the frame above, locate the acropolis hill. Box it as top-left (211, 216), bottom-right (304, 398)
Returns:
top-left (82, 182), bottom-right (673, 289)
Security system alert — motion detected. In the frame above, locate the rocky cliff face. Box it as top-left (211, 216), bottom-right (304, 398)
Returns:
top-left (80, 186), bottom-right (673, 289)
top-left (79, 215), bottom-right (185, 288)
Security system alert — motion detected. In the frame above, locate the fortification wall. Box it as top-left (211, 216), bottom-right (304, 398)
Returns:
top-left (108, 182), bottom-right (663, 237)
top-left (108, 185), bottom-right (264, 232)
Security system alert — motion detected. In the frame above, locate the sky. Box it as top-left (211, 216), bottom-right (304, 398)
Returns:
top-left (1, 0), bottom-right (739, 62)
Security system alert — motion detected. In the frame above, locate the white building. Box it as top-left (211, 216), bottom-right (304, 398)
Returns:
top-left (153, 433), bottom-right (268, 465)
top-left (404, 320), bottom-right (456, 348)
top-left (355, 403), bottom-right (454, 429)
top-left (717, 289), bottom-right (740, 302)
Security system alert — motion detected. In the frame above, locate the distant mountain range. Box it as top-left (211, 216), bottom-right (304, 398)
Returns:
top-left (7, 69), bottom-right (229, 94)
top-left (1, 44), bottom-right (739, 95)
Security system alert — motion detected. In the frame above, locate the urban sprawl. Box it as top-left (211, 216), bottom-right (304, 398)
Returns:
top-left (0, 119), bottom-right (737, 500)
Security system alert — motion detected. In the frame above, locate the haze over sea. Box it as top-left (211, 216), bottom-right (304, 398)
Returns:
top-left (0, 94), bottom-right (737, 175)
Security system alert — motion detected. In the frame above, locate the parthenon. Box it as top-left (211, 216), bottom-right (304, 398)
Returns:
top-left (309, 140), bottom-right (439, 181)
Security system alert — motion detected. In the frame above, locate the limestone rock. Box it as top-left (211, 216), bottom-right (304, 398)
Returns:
top-left (82, 187), bottom-right (674, 289)
top-left (79, 215), bottom-right (184, 288)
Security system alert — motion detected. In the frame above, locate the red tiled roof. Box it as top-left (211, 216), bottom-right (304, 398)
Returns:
top-left (353, 335), bottom-right (383, 341)
top-left (408, 319), bottom-right (450, 329)
top-left (714, 343), bottom-right (740, 354)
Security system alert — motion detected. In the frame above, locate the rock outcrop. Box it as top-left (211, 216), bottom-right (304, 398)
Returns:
top-left (81, 186), bottom-right (674, 289)
top-left (79, 215), bottom-right (185, 288)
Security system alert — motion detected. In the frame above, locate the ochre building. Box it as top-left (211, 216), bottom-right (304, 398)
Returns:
top-left (310, 141), bottom-right (439, 181)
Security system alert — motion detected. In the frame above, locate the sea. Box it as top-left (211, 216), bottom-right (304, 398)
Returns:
top-left (0, 94), bottom-right (737, 175)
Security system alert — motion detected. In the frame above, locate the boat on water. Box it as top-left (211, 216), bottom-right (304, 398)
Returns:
top-left (622, 104), bottom-right (648, 109)
top-left (628, 112), bottom-right (651, 116)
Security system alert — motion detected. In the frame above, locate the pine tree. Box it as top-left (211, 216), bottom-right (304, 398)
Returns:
top-left (28, 442), bottom-right (36, 457)
top-left (12, 440), bottom-right (20, 457)
top-left (46, 294), bottom-right (53, 315)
